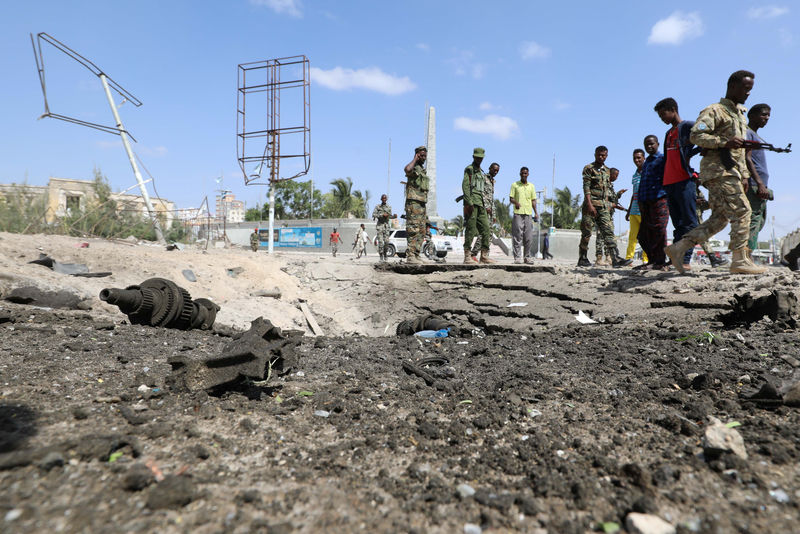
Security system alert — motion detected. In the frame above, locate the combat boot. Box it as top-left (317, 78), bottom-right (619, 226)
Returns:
top-left (664, 238), bottom-right (694, 274)
top-left (729, 248), bottom-right (767, 275)
top-left (405, 254), bottom-right (423, 265)
top-left (595, 254), bottom-right (609, 266)
top-left (577, 251), bottom-right (591, 267)
top-left (464, 250), bottom-right (478, 264)
top-left (610, 248), bottom-right (633, 268)
top-left (479, 249), bottom-right (496, 264)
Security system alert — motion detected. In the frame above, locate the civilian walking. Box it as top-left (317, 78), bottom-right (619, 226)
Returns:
top-left (509, 167), bottom-right (538, 264)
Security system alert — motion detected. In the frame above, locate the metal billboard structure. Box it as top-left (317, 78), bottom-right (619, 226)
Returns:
top-left (236, 55), bottom-right (310, 252)
top-left (30, 32), bottom-right (165, 242)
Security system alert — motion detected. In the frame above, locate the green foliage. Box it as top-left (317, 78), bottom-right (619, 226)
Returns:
top-left (552, 186), bottom-right (582, 229)
top-left (256, 180), bottom-right (323, 220)
top-left (444, 215), bottom-right (464, 236)
top-left (0, 168), bottom-right (172, 241)
top-left (493, 198), bottom-right (512, 236)
top-left (0, 182), bottom-right (49, 233)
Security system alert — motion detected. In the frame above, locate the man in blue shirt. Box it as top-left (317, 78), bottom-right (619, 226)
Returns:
top-left (744, 104), bottom-right (772, 253)
top-left (637, 135), bottom-right (669, 269)
top-left (625, 149), bottom-right (648, 263)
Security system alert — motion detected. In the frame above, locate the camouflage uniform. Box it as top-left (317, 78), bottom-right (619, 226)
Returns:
top-left (470, 173), bottom-right (494, 256)
top-left (249, 231), bottom-right (259, 252)
top-left (404, 162), bottom-right (429, 258)
top-left (694, 185), bottom-right (717, 261)
top-left (463, 163), bottom-right (490, 253)
top-left (579, 163), bottom-right (617, 255)
top-left (372, 202), bottom-right (393, 259)
top-left (595, 182), bottom-right (623, 257)
top-left (680, 98), bottom-right (751, 250)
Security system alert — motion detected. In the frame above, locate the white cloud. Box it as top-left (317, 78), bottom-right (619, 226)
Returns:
top-left (747, 5), bottom-right (789, 19)
top-left (250, 0), bottom-right (302, 18)
top-left (310, 66), bottom-right (416, 95)
top-left (448, 49), bottom-right (486, 80)
top-left (454, 114), bottom-right (519, 140)
top-left (554, 99), bottom-right (571, 111)
top-left (416, 43), bottom-right (430, 52)
top-left (479, 101), bottom-right (495, 111)
top-left (648, 11), bottom-right (704, 45)
top-left (519, 41), bottom-right (551, 60)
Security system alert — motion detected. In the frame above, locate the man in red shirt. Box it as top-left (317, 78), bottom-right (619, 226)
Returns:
top-left (655, 98), bottom-right (702, 270)
top-left (329, 228), bottom-right (341, 257)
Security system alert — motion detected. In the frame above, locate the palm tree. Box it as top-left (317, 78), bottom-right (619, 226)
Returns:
top-left (448, 215), bottom-right (464, 236)
top-left (330, 177), bottom-right (355, 217)
top-left (553, 186), bottom-right (581, 229)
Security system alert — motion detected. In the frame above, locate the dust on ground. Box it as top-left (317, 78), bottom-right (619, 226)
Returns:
top-left (1, 232), bottom-right (799, 533)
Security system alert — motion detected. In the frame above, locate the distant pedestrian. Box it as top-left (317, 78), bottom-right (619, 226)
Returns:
top-left (250, 228), bottom-right (259, 252)
top-left (541, 232), bottom-right (553, 259)
top-left (329, 228), bottom-right (341, 257)
top-left (403, 146), bottom-right (429, 265)
top-left (354, 223), bottom-right (370, 258)
top-left (665, 70), bottom-right (766, 275)
top-left (655, 97), bottom-right (702, 271)
top-left (509, 167), bottom-right (538, 264)
top-left (625, 149), bottom-right (648, 263)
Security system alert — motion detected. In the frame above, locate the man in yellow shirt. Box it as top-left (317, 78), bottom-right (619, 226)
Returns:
top-left (509, 167), bottom-right (539, 264)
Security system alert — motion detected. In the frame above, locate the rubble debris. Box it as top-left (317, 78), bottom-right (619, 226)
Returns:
top-left (719, 291), bottom-right (799, 329)
top-left (181, 269), bottom-right (197, 282)
top-left (402, 361), bottom-right (436, 386)
top-left (165, 243), bottom-right (184, 251)
top-left (575, 310), bottom-right (597, 324)
top-left (29, 254), bottom-right (88, 275)
top-left (251, 288), bottom-right (282, 298)
top-left (396, 314), bottom-right (454, 336)
top-left (99, 278), bottom-right (219, 330)
top-left (650, 300), bottom-right (730, 309)
top-left (226, 266), bottom-right (244, 278)
top-left (625, 513), bottom-right (675, 534)
top-left (744, 375), bottom-right (800, 407)
top-left (145, 474), bottom-right (195, 509)
top-left (299, 301), bottom-right (324, 336)
top-left (166, 317), bottom-right (302, 391)
top-left (703, 417), bottom-right (748, 460)
top-left (4, 286), bottom-right (87, 310)
top-left (72, 272), bottom-right (112, 278)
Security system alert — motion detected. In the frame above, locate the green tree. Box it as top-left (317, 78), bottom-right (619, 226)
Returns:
top-left (552, 186), bottom-right (581, 229)
top-left (255, 180), bottom-right (323, 220)
top-left (493, 199), bottom-right (512, 236)
top-left (329, 177), bottom-right (355, 217)
top-left (445, 215), bottom-right (464, 236)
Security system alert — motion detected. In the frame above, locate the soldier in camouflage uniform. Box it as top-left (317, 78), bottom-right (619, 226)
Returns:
top-left (578, 147), bottom-right (631, 268)
top-left (595, 167), bottom-right (627, 266)
top-left (372, 194), bottom-right (396, 262)
top-left (665, 70), bottom-right (766, 275)
top-left (463, 148), bottom-right (493, 264)
top-left (470, 162), bottom-right (499, 259)
top-left (403, 146), bottom-right (429, 265)
top-left (249, 228), bottom-right (259, 252)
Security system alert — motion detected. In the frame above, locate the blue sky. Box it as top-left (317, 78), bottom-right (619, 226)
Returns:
top-left (2, 1), bottom-right (797, 240)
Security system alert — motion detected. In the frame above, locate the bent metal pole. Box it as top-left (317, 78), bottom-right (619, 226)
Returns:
top-left (100, 74), bottom-right (165, 243)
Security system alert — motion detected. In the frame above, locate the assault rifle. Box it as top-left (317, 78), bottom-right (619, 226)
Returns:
top-left (719, 141), bottom-right (791, 170)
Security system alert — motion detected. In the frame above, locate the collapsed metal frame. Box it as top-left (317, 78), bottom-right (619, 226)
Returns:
top-left (236, 55), bottom-right (310, 185)
top-left (30, 32), bottom-right (165, 242)
top-left (236, 55), bottom-right (310, 252)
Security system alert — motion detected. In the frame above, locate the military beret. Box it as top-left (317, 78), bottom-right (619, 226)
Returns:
top-left (473, 147), bottom-right (485, 158)
top-left (414, 146), bottom-right (427, 154)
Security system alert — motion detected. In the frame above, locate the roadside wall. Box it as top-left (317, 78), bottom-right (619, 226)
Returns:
top-left (222, 219), bottom-right (626, 260)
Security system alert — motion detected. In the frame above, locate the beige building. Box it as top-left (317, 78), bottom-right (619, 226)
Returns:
top-left (0, 177), bottom-right (174, 226)
top-left (215, 192), bottom-right (245, 224)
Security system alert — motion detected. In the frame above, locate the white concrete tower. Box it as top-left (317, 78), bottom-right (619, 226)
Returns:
top-left (425, 105), bottom-right (438, 218)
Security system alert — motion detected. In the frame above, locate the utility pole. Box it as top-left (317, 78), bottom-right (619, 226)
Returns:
top-left (387, 138), bottom-right (391, 196)
top-left (100, 74), bottom-right (164, 243)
